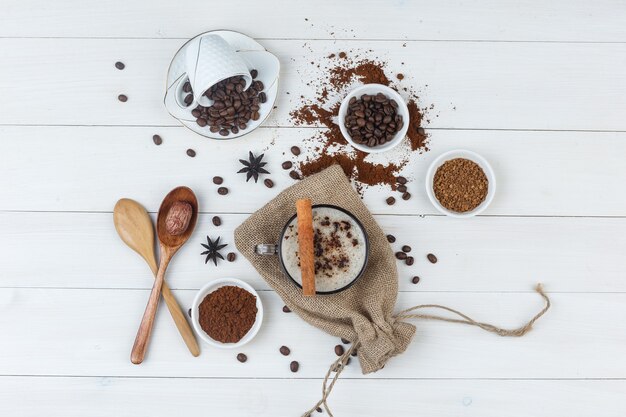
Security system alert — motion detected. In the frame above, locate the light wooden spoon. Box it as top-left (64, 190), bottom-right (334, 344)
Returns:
top-left (129, 187), bottom-right (199, 364)
top-left (113, 198), bottom-right (200, 360)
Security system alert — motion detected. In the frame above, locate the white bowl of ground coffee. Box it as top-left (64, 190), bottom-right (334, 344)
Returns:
top-left (425, 149), bottom-right (496, 218)
top-left (191, 278), bottom-right (263, 349)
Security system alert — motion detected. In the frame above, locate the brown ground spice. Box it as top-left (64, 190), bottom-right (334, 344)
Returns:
top-left (433, 158), bottom-right (488, 212)
top-left (198, 285), bottom-right (257, 343)
top-left (290, 51), bottom-right (430, 192)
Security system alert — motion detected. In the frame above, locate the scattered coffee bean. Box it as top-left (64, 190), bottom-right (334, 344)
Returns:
top-left (402, 192), bottom-right (411, 200)
top-left (115, 61), bottom-right (125, 70)
top-left (405, 256), bottom-right (414, 266)
top-left (282, 161), bottom-right (293, 170)
top-left (283, 305), bottom-right (291, 313)
top-left (191, 74), bottom-right (266, 137)
top-left (397, 184), bottom-right (407, 193)
top-left (341, 338), bottom-right (350, 344)
top-left (395, 252), bottom-right (407, 260)
top-left (227, 252), bottom-right (236, 262)
top-left (417, 127), bottom-right (426, 136)
top-left (184, 94), bottom-right (193, 105)
top-left (279, 346), bottom-right (291, 356)
top-left (152, 134), bottom-right (163, 145)
top-left (386, 196), bottom-right (396, 205)
top-left (187, 308), bottom-right (192, 317)
top-left (212, 216), bottom-right (221, 226)
top-left (344, 92), bottom-right (402, 147)
top-left (290, 361), bottom-right (299, 372)
top-left (411, 276), bottom-right (420, 284)
top-left (237, 353), bottom-right (247, 363)
top-left (402, 245), bottom-right (411, 253)
top-left (334, 345), bottom-right (345, 356)
top-left (213, 176), bottom-right (224, 185)
top-left (186, 149), bottom-right (196, 157)
top-left (250, 69), bottom-right (258, 79)
top-left (118, 94), bottom-right (128, 102)
top-left (183, 81), bottom-right (192, 93)
top-left (351, 349), bottom-right (358, 357)
top-left (427, 253), bottom-right (438, 264)
top-left (317, 407), bottom-right (323, 413)
top-left (291, 146), bottom-right (301, 156)
top-left (264, 178), bottom-right (274, 188)
top-left (289, 170), bottom-right (301, 180)
top-left (397, 176), bottom-right (407, 185)
top-left (217, 187), bottom-right (229, 195)
top-left (386, 234), bottom-right (396, 243)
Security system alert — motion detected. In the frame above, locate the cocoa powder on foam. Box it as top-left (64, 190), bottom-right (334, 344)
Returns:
top-left (290, 52), bottom-right (429, 191)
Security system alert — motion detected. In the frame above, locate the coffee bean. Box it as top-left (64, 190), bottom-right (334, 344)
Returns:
top-left (226, 252), bottom-right (236, 262)
top-left (187, 308), bottom-right (192, 318)
top-left (386, 196), bottom-right (395, 205)
top-left (291, 146), bottom-right (301, 156)
top-left (290, 361), bottom-right (299, 372)
top-left (184, 94), bottom-right (193, 105)
top-left (213, 176), bottom-right (223, 185)
top-left (196, 118), bottom-right (207, 127)
top-left (152, 134), bottom-right (162, 145)
top-left (282, 161), bottom-right (293, 170)
top-left (264, 178), bottom-right (274, 188)
top-left (250, 69), bottom-right (258, 79)
top-left (397, 176), bottom-right (407, 185)
top-left (317, 407), bottom-right (323, 413)
top-left (212, 216), bottom-right (221, 226)
top-left (402, 245), bottom-right (411, 253)
top-left (417, 127), bottom-right (425, 135)
top-left (334, 345), bottom-right (345, 356)
top-left (289, 170), bottom-right (301, 180)
top-left (411, 276), bottom-right (420, 284)
top-left (186, 149), bottom-right (196, 157)
top-left (395, 252), bottom-right (407, 260)
top-left (282, 305), bottom-right (291, 313)
top-left (351, 349), bottom-right (358, 357)
top-left (405, 256), bottom-right (414, 266)
top-left (402, 192), bottom-right (411, 200)
top-left (341, 338), bottom-right (350, 344)
top-left (279, 346), bottom-right (291, 356)
top-left (217, 187), bottom-right (229, 195)
top-left (237, 353), bottom-right (247, 363)
top-left (183, 81), bottom-right (192, 93)
top-left (386, 234), bottom-right (396, 243)
top-left (115, 61), bottom-right (125, 70)
top-left (427, 253), bottom-right (438, 264)
top-left (397, 184), bottom-right (407, 193)
top-left (259, 92), bottom-right (267, 103)
top-left (118, 94), bottom-right (128, 102)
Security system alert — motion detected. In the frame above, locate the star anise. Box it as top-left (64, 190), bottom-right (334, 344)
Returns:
top-left (200, 236), bottom-right (227, 266)
top-left (238, 151), bottom-right (270, 183)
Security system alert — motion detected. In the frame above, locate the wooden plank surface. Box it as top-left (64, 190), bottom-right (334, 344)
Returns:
top-left (1, 377), bottom-right (624, 417)
top-left (1, 211), bottom-right (625, 292)
top-left (1, 0), bottom-right (625, 42)
top-left (2, 126), bottom-right (626, 216)
top-left (0, 39), bottom-right (625, 130)
top-left (0, 289), bottom-right (622, 379)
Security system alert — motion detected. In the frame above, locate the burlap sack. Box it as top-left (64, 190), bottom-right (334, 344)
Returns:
top-left (235, 165), bottom-right (550, 416)
top-left (235, 165), bottom-right (415, 374)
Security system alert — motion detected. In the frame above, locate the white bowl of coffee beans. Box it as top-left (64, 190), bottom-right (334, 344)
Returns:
top-left (338, 84), bottom-right (410, 153)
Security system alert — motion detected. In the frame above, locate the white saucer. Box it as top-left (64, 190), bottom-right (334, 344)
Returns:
top-left (164, 30), bottom-right (280, 140)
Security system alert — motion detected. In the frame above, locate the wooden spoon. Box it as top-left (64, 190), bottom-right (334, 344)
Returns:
top-left (113, 198), bottom-right (200, 359)
top-left (130, 187), bottom-right (199, 364)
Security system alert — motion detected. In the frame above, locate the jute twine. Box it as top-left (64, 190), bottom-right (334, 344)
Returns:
top-left (233, 165), bottom-right (551, 417)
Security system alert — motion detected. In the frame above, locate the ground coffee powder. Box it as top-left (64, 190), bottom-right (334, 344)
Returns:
top-left (198, 285), bottom-right (258, 343)
top-left (433, 158), bottom-right (488, 212)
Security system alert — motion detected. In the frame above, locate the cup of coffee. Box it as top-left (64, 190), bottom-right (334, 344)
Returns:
top-left (256, 205), bottom-right (369, 294)
top-left (171, 34), bottom-right (253, 114)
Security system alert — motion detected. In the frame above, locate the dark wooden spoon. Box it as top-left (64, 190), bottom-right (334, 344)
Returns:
top-left (130, 186), bottom-right (198, 364)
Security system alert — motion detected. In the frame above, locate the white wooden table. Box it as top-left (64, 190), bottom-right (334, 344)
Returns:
top-left (1, 1), bottom-right (625, 416)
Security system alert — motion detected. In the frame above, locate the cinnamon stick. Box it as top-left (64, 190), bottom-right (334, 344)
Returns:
top-left (296, 199), bottom-right (316, 296)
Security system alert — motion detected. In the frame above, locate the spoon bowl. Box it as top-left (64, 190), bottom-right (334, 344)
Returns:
top-left (156, 186), bottom-right (199, 249)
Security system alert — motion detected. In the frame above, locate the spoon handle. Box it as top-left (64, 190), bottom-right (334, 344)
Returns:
top-left (162, 283), bottom-right (200, 356)
top-left (131, 250), bottom-right (171, 364)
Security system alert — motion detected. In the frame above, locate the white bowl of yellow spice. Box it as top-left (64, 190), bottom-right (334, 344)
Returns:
top-left (425, 149), bottom-right (496, 218)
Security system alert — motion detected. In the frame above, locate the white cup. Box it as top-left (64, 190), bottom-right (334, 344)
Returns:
top-left (183, 34), bottom-right (252, 108)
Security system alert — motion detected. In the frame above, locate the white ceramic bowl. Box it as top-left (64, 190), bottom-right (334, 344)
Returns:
top-left (425, 149), bottom-right (496, 218)
top-left (338, 84), bottom-right (410, 153)
top-left (191, 278), bottom-right (263, 349)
